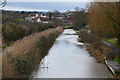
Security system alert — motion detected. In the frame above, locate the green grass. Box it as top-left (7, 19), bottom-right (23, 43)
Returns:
top-left (64, 25), bottom-right (72, 29)
top-left (114, 58), bottom-right (120, 64)
top-left (0, 42), bottom-right (14, 49)
top-left (18, 18), bottom-right (24, 22)
top-left (0, 46), bottom-right (6, 49)
top-left (7, 42), bottom-right (14, 47)
top-left (104, 38), bottom-right (118, 46)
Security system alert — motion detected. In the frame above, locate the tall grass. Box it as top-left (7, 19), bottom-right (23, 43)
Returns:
top-left (2, 27), bottom-right (63, 78)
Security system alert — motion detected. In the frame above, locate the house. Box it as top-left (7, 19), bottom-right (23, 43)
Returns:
top-left (33, 17), bottom-right (49, 23)
top-left (25, 13), bottom-right (50, 23)
top-left (25, 16), bottom-right (35, 22)
top-left (55, 14), bottom-right (65, 20)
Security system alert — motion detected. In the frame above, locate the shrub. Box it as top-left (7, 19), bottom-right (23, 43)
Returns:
top-left (14, 56), bottom-right (34, 75)
top-left (2, 23), bottom-right (25, 43)
top-left (2, 22), bottom-right (55, 44)
top-left (2, 27), bottom-right (63, 78)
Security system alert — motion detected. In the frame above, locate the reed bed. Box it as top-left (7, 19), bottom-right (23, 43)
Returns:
top-left (2, 27), bottom-right (63, 78)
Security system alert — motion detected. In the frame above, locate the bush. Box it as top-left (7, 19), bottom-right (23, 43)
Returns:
top-left (3, 23), bottom-right (25, 43)
top-left (14, 56), bottom-right (34, 75)
top-left (72, 10), bottom-right (87, 30)
top-left (80, 29), bottom-right (118, 62)
top-left (3, 27), bottom-right (63, 77)
top-left (36, 32), bottom-right (58, 55)
top-left (2, 22), bottom-right (55, 44)
top-left (80, 30), bottom-right (101, 44)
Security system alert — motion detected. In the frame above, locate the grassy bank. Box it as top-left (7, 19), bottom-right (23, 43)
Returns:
top-left (79, 30), bottom-right (118, 63)
top-left (104, 38), bottom-right (120, 49)
top-left (2, 27), bottom-right (63, 78)
top-left (79, 28), bottom-right (120, 78)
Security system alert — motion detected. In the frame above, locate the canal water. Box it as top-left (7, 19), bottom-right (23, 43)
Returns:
top-left (32, 29), bottom-right (112, 78)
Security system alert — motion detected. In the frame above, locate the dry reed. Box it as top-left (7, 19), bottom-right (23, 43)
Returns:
top-left (2, 27), bottom-right (63, 78)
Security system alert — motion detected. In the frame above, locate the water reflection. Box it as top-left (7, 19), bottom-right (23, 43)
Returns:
top-left (32, 29), bottom-right (112, 78)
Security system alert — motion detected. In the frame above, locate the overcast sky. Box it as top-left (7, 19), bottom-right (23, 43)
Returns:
top-left (3, 2), bottom-right (89, 12)
top-left (3, 0), bottom-right (119, 12)
top-left (6, 0), bottom-right (119, 2)
top-left (7, 0), bottom-right (91, 2)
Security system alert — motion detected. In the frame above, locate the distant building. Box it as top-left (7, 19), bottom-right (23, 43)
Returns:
top-left (25, 13), bottom-right (50, 23)
top-left (25, 12), bottom-right (66, 24)
top-left (33, 17), bottom-right (49, 23)
top-left (56, 14), bottom-right (65, 20)
top-left (25, 16), bottom-right (35, 22)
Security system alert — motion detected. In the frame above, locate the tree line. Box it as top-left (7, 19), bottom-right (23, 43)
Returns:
top-left (88, 2), bottom-right (120, 46)
top-left (72, 2), bottom-right (120, 46)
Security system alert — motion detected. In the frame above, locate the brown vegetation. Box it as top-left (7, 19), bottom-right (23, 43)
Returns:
top-left (80, 30), bottom-right (118, 63)
top-left (88, 2), bottom-right (120, 45)
top-left (72, 10), bottom-right (87, 30)
top-left (2, 27), bottom-right (63, 78)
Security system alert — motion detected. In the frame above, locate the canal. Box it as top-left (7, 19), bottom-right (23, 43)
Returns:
top-left (32, 29), bottom-right (112, 78)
